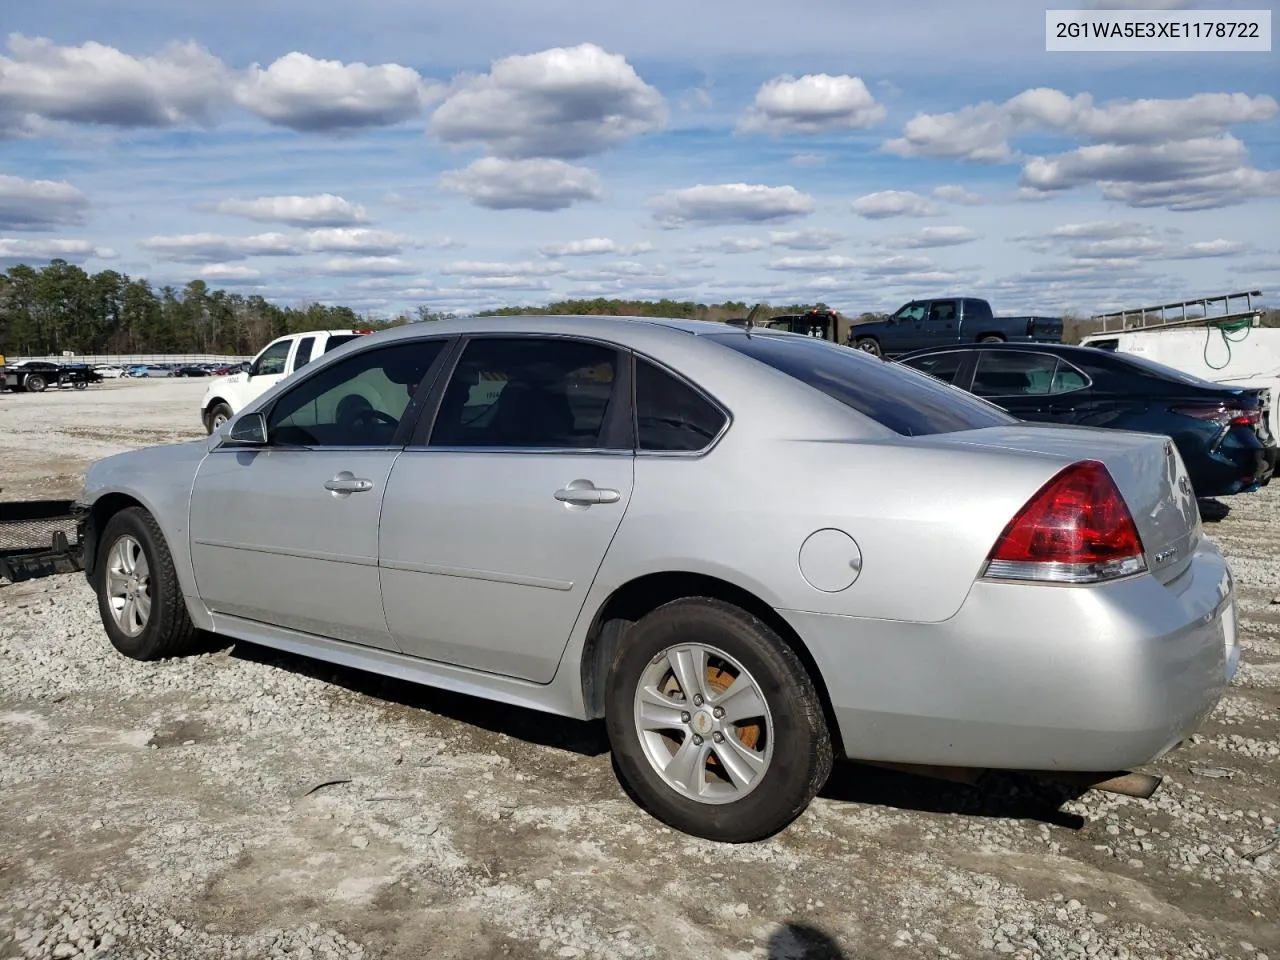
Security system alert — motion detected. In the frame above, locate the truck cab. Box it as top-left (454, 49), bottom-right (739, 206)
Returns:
top-left (200, 329), bottom-right (372, 433)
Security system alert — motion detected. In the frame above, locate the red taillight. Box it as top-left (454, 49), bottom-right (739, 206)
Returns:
top-left (1173, 404), bottom-right (1258, 427)
top-left (984, 460), bottom-right (1147, 584)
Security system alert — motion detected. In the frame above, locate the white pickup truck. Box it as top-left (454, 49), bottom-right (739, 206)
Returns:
top-left (200, 328), bottom-right (373, 433)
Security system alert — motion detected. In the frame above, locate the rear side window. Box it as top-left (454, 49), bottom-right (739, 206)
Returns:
top-left (324, 334), bottom-right (363, 354)
top-left (709, 334), bottom-right (1015, 436)
top-left (635, 358), bottom-right (727, 452)
top-left (293, 336), bottom-right (316, 369)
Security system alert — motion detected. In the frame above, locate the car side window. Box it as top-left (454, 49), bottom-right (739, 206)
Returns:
top-left (901, 351), bottom-right (965, 385)
top-left (429, 337), bottom-right (621, 449)
top-left (635, 358), bottom-right (727, 452)
top-left (971, 351), bottom-right (1058, 397)
top-left (266, 340), bottom-right (445, 447)
top-left (928, 300), bottom-right (957, 323)
top-left (1051, 362), bottom-right (1088, 394)
top-left (895, 304), bottom-right (925, 322)
top-left (251, 339), bottom-right (291, 377)
top-left (294, 336), bottom-right (316, 370)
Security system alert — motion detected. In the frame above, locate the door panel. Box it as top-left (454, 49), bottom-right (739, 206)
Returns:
top-left (190, 448), bottom-right (400, 648)
top-left (379, 452), bottom-right (634, 681)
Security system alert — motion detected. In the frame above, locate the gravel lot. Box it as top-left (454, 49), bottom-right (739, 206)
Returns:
top-left (2, 379), bottom-right (1278, 960)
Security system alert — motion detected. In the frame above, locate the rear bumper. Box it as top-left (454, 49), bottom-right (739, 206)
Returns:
top-left (783, 538), bottom-right (1237, 772)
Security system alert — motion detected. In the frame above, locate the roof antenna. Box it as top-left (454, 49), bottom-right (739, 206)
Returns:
top-left (743, 302), bottom-right (762, 334)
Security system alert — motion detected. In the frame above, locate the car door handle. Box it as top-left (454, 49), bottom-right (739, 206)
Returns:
top-left (325, 476), bottom-right (374, 493)
top-left (554, 483), bottom-right (620, 505)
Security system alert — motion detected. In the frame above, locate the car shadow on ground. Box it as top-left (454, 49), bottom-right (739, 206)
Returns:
top-left (766, 923), bottom-right (847, 959)
top-left (222, 637), bottom-right (1086, 828)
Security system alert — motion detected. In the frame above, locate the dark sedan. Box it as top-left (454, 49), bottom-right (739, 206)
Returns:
top-left (896, 342), bottom-right (1277, 499)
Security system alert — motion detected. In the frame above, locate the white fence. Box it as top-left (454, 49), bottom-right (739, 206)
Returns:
top-left (8, 354), bottom-right (252, 366)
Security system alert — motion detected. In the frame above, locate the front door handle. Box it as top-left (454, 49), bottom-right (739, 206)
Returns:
top-left (554, 482), bottom-right (620, 505)
top-left (325, 475), bottom-right (374, 493)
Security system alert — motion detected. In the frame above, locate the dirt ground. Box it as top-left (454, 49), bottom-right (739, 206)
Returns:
top-left (1, 380), bottom-right (1277, 960)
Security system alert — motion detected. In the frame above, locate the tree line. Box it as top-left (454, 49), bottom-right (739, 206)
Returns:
top-left (2, 260), bottom-right (1273, 358)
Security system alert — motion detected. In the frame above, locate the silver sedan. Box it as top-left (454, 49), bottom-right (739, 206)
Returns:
top-left (75, 315), bottom-right (1240, 842)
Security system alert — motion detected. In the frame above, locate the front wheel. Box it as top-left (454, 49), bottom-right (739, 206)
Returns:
top-left (852, 337), bottom-right (882, 358)
top-left (605, 598), bottom-right (833, 842)
top-left (95, 507), bottom-right (198, 660)
top-left (205, 402), bottom-right (233, 434)
top-left (24, 374), bottom-right (47, 393)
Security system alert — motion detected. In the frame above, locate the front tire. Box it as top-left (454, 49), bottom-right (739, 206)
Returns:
top-left (95, 507), bottom-right (198, 661)
top-left (852, 337), bottom-right (882, 358)
top-left (24, 374), bottom-right (47, 393)
top-left (605, 598), bottom-right (832, 842)
top-left (205, 402), bottom-right (233, 434)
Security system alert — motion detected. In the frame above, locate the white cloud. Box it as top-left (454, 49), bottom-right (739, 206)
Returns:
top-left (693, 236), bottom-right (767, 254)
top-left (650, 183), bottom-right (814, 228)
top-left (884, 226), bottom-right (979, 248)
top-left (0, 34), bottom-right (228, 137)
top-left (1019, 136), bottom-right (1280, 210)
top-left (538, 237), bottom-right (655, 257)
top-left (455, 276), bottom-right (552, 291)
top-left (790, 153), bottom-right (827, 166)
top-left (321, 256), bottom-right (416, 275)
top-left (1021, 220), bottom-right (1159, 241)
top-left (932, 184), bottom-right (983, 205)
top-left (767, 255), bottom-right (860, 272)
top-left (441, 259), bottom-right (567, 276)
top-left (303, 228), bottom-right (412, 255)
top-left (851, 190), bottom-right (941, 219)
top-left (769, 228), bottom-right (844, 250)
top-left (0, 174), bottom-right (88, 229)
top-left (197, 264), bottom-right (261, 282)
top-left (429, 43), bottom-right (666, 159)
top-left (737, 74), bottom-right (884, 135)
top-left (215, 194), bottom-right (370, 227)
top-left (141, 232), bottom-right (300, 262)
top-left (234, 52), bottom-right (437, 132)
top-left (884, 89), bottom-right (1277, 162)
top-left (863, 255), bottom-right (937, 276)
top-left (565, 261), bottom-right (671, 281)
top-left (439, 157), bottom-right (603, 211)
top-left (0, 237), bottom-right (114, 262)
top-left (1014, 221), bottom-right (1248, 262)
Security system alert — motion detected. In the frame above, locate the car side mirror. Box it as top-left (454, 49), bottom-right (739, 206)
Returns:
top-left (225, 412), bottom-right (268, 446)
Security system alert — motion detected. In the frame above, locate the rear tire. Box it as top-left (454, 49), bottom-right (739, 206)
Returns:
top-left (206, 402), bottom-right (233, 434)
top-left (95, 507), bottom-right (198, 661)
top-left (25, 374), bottom-right (47, 393)
top-left (979, 335), bottom-right (1005, 343)
top-left (605, 598), bottom-right (832, 842)
top-left (852, 337), bottom-right (882, 358)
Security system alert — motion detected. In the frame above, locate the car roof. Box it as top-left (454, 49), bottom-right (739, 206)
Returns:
top-left (897, 341), bottom-right (1106, 361)
top-left (367, 314), bottom-right (801, 344)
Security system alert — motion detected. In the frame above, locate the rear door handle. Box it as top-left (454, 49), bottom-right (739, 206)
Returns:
top-left (554, 482), bottom-right (620, 505)
top-left (325, 476), bottom-right (374, 493)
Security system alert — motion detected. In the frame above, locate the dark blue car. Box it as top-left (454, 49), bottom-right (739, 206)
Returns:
top-left (896, 341), bottom-right (1277, 499)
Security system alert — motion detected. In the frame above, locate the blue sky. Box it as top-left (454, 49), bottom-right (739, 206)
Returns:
top-left (1, 0), bottom-right (1277, 318)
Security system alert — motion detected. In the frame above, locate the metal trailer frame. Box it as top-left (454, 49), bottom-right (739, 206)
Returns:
top-left (0, 499), bottom-right (84, 583)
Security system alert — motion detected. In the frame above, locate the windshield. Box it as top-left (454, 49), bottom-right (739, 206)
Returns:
top-left (707, 333), bottom-right (1017, 436)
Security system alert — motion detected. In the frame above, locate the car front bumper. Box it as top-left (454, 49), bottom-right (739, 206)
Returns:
top-left (782, 538), bottom-right (1238, 772)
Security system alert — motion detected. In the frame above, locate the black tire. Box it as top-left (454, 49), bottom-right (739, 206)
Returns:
top-left (205, 402), bottom-right (233, 434)
top-left (605, 598), bottom-right (833, 843)
top-left (74, 379), bottom-right (87, 390)
top-left (852, 337), bottom-right (882, 358)
top-left (24, 374), bottom-right (47, 393)
top-left (95, 507), bottom-right (198, 661)
top-left (979, 335), bottom-right (1005, 343)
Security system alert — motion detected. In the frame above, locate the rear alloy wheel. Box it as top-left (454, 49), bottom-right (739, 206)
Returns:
top-left (206, 402), bottom-right (233, 434)
top-left (605, 598), bottom-right (832, 842)
top-left (96, 507), bottom-right (198, 660)
top-left (852, 337), bottom-right (882, 358)
top-left (24, 374), bottom-right (47, 393)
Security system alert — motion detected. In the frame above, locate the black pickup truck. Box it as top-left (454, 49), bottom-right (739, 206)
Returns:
top-left (846, 298), bottom-right (1062, 358)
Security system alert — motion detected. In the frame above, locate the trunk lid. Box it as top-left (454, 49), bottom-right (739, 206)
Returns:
top-left (931, 423), bottom-right (1201, 584)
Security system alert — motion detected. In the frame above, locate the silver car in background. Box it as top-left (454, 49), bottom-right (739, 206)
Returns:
top-left (75, 315), bottom-right (1239, 842)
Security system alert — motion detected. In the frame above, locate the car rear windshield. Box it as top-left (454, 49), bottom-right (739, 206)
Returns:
top-left (708, 333), bottom-right (1017, 436)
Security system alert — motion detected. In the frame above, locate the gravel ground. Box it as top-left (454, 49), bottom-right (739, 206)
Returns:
top-left (1, 381), bottom-right (1278, 960)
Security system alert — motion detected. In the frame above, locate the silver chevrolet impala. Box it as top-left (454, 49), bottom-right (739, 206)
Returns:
top-left (76, 315), bottom-right (1240, 842)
